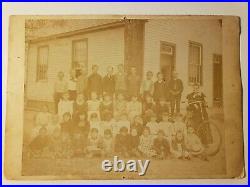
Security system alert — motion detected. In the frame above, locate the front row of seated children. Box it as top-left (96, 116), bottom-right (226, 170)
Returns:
top-left (28, 110), bottom-right (207, 161)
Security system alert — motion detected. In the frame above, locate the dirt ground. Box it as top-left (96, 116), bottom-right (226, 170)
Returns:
top-left (21, 110), bottom-right (226, 179)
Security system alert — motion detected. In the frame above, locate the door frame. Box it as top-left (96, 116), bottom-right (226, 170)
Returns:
top-left (159, 41), bottom-right (176, 79)
top-left (212, 53), bottom-right (223, 107)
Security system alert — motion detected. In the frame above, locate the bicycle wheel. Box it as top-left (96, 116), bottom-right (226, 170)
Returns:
top-left (205, 121), bottom-right (222, 156)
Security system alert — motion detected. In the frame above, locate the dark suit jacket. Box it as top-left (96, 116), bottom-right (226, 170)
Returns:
top-left (153, 81), bottom-right (168, 101)
top-left (102, 75), bottom-right (115, 95)
top-left (168, 78), bottom-right (183, 98)
top-left (87, 73), bottom-right (103, 96)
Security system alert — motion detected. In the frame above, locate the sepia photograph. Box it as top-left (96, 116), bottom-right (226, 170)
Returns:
top-left (4, 11), bottom-right (245, 181)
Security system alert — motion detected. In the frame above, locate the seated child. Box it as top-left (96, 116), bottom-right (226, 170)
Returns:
top-left (85, 128), bottom-right (103, 158)
top-left (31, 105), bottom-right (52, 140)
top-left (100, 112), bottom-right (115, 136)
top-left (155, 97), bottom-right (169, 122)
top-left (49, 127), bottom-right (62, 158)
top-left (102, 129), bottom-right (114, 157)
top-left (131, 115), bottom-right (144, 136)
top-left (114, 127), bottom-right (130, 157)
top-left (87, 91), bottom-right (101, 120)
top-left (170, 130), bottom-right (190, 160)
top-left (146, 113), bottom-right (159, 136)
top-left (153, 130), bottom-right (171, 159)
top-left (73, 93), bottom-right (87, 119)
top-left (126, 95), bottom-right (142, 122)
top-left (129, 128), bottom-right (141, 157)
top-left (35, 104), bottom-right (52, 127)
top-left (76, 112), bottom-right (90, 138)
top-left (138, 127), bottom-right (156, 158)
top-left (58, 92), bottom-right (73, 121)
top-left (143, 94), bottom-right (156, 115)
top-left (174, 115), bottom-right (187, 137)
top-left (29, 127), bottom-right (50, 158)
top-left (60, 131), bottom-right (74, 158)
top-left (60, 112), bottom-right (73, 134)
top-left (89, 112), bottom-right (101, 133)
top-left (185, 126), bottom-right (206, 160)
top-left (100, 94), bottom-right (113, 121)
top-left (158, 112), bottom-right (175, 141)
top-left (112, 113), bottom-right (130, 136)
top-left (113, 93), bottom-right (127, 121)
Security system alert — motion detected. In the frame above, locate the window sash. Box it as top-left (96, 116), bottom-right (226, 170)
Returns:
top-left (188, 42), bottom-right (202, 85)
top-left (37, 46), bottom-right (48, 81)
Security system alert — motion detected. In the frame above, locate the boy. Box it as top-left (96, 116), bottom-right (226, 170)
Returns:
top-left (87, 65), bottom-right (103, 98)
top-left (131, 115), bottom-right (144, 136)
top-left (153, 72), bottom-right (168, 102)
top-left (127, 67), bottom-right (141, 98)
top-left (174, 115), bottom-right (187, 138)
top-left (113, 93), bottom-right (127, 121)
top-left (129, 128), bottom-right (141, 157)
top-left (155, 97), bottom-right (169, 122)
top-left (100, 93), bottom-right (113, 121)
top-left (60, 112), bottom-right (72, 134)
top-left (153, 130), bottom-right (171, 159)
top-left (112, 113), bottom-right (130, 136)
top-left (146, 113), bottom-right (159, 136)
top-left (126, 95), bottom-right (142, 122)
top-left (102, 66), bottom-right (115, 97)
top-left (115, 127), bottom-right (130, 157)
top-left (87, 91), bottom-right (101, 121)
top-left (158, 112), bottom-right (175, 141)
top-left (140, 71), bottom-right (154, 98)
top-left (102, 129), bottom-right (114, 157)
top-left (115, 64), bottom-right (127, 94)
top-left (85, 128), bottom-right (103, 158)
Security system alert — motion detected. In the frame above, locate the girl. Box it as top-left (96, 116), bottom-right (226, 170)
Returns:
top-left (85, 128), bottom-right (103, 158)
top-left (131, 115), bottom-right (144, 136)
top-left (153, 130), bottom-right (171, 159)
top-left (89, 112), bottom-right (101, 133)
top-left (138, 127), bottom-right (156, 158)
top-left (58, 92), bottom-right (73, 121)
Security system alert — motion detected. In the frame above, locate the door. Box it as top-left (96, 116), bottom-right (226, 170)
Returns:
top-left (160, 42), bottom-right (175, 83)
top-left (213, 54), bottom-right (223, 107)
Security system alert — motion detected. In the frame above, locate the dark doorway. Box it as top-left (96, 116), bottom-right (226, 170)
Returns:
top-left (213, 54), bottom-right (223, 107)
top-left (160, 42), bottom-right (176, 83)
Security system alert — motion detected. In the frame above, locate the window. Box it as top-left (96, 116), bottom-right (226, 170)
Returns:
top-left (72, 39), bottom-right (88, 70)
top-left (37, 46), bottom-right (48, 81)
top-left (188, 41), bottom-right (203, 85)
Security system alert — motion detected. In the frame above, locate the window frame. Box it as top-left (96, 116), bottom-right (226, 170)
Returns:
top-left (71, 38), bottom-right (88, 70)
top-left (36, 45), bottom-right (49, 82)
top-left (188, 41), bottom-right (203, 86)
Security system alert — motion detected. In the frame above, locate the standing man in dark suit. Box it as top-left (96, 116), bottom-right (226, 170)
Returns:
top-left (102, 66), bottom-right (115, 97)
top-left (168, 71), bottom-right (183, 117)
top-left (87, 65), bottom-right (103, 98)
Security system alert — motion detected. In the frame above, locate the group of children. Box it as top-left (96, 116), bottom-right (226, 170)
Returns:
top-left (28, 89), bottom-right (207, 161)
